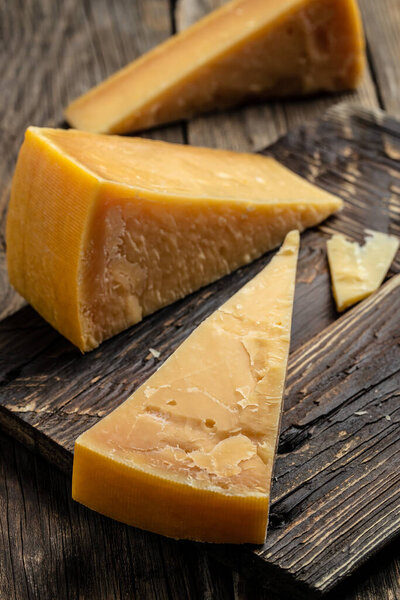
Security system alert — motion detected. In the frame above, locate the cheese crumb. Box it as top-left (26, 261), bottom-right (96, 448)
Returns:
top-left (149, 347), bottom-right (161, 359)
top-left (327, 230), bottom-right (399, 311)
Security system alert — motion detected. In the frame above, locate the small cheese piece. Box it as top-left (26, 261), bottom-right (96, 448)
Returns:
top-left (72, 231), bottom-right (299, 544)
top-left (65, 0), bottom-right (365, 134)
top-left (327, 230), bottom-right (399, 311)
top-left (7, 127), bottom-right (342, 352)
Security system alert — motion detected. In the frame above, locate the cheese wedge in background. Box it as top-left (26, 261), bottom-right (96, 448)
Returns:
top-left (72, 231), bottom-right (299, 543)
top-left (327, 230), bottom-right (399, 311)
top-left (6, 127), bottom-right (342, 352)
top-left (64, 0), bottom-right (365, 134)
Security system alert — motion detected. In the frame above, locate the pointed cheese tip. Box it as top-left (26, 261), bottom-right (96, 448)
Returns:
top-left (284, 229), bottom-right (300, 246)
top-left (64, 105), bottom-right (78, 128)
top-left (334, 197), bottom-right (344, 211)
top-left (64, 105), bottom-right (108, 134)
top-left (279, 229), bottom-right (300, 256)
top-left (24, 126), bottom-right (59, 148)
top-left (322, 193), bottom-right (344, 215)
top-left (25, 125), bottom-right (41, 140)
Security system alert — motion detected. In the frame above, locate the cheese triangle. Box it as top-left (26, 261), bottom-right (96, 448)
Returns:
top-left (65, 0), bottom-right (365, 134)
top-left (7, 127), bottom-right (341, 352)
top-left (327, 230), bottom-right (399, 311)
top-left (72, 231), bottom-right (299, 543)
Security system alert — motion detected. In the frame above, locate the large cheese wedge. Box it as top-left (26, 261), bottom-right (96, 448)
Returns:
top-left (7, 127), bottom-right (341, 352)
top-left (327, 230), bottom-right (399, 311)
top-left (65, 0), bottom-right (365, 134)
top-left (72, 231), bottom-right (299, 543)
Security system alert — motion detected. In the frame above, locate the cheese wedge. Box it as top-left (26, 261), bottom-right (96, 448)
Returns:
top-left (65, 0), bottom-right (365, 134)
top-left (72, 231), bottom-right (299, 543)
top-left (327, 230), bottom-right (399, 311)
top-left (6, 127), bottom-right (342, 352)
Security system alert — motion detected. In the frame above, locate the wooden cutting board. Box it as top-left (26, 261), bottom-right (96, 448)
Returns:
top-left (0, 104), bottom-right (399, 599)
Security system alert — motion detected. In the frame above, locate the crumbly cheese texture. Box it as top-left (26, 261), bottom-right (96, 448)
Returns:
top-left (72, 231), bottom-right (299, 544)
top-left (65, 0), bottom-right (365, 134)
top-left (6, 127), bottom-right (342, 352)
top-left (327, 230), bottom-right (399, 311)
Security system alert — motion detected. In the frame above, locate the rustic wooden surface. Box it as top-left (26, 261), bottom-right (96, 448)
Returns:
top-left (1, 104), bottom-right (400, 600)
top-left (1, 0), bottom-right (400, 599)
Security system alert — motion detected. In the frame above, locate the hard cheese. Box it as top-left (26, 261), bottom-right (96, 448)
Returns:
top-left (327, 230), bottom-right (399, 311)
top-left (72, 231), bottom-right (299, 543)
top-left (7, 127), bottom-right (342, 352)
top-left (65, 0), bottom-right (365, 134)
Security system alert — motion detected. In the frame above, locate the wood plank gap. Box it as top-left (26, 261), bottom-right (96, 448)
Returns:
top-left (365, 40), bottom-right (385, 111)
top-left (169, 0), bottom-right (178, 34)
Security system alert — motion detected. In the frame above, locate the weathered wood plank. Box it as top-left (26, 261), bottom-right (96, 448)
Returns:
top-left (0, 429), bottom-right (238, 600)
top-left (211, 274), bottom-right (400, 598)
top-left (2, 430), bottom-right (400, 600)
top-left (268, 273), bottom-right (400, 591)
top-left (175, 0), bottom-right (379, 151)
top-left (0, 104), bottom-right (399, 597)
top-left (359, 0), bottom-right (400, 116)
top-left (0, 0), bottom-right (183, 322)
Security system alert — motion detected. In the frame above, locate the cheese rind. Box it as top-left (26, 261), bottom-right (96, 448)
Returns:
top-left (7, 127), bottom-right (342, 351)
top-left (65, 0), bottom-right (365, 134)
top-left (327, 230), bottom-right (399, 311)
top-left (72, 231), bottom-right (299, 543)
top-left (6, 129), bottom-right (99, 348)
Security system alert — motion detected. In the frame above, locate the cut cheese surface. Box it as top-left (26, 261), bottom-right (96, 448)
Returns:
top-left (7, 127), bottom-right (342, 352)
top-left (72, 231), bottom-right (299, 544)
top-left (65, 0), bottom-right (365, 134)
top-left (327, 230), bottom-right (399, 311)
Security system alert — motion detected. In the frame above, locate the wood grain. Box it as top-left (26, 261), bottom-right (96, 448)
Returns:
top-left (0, 104), bottom-right (399, 598)
top-left (267, 273), bottom-right (400, 592)
top-left (0, 428), bottom-right (236, 600)
top-left (359, 0), bottom-right (400, 115)
top-left (2, 430), bottom-right (400, 600)
top-left (1, 1), bottom-right (400, 598)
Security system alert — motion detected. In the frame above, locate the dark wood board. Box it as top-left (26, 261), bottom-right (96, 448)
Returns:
top-left (2, 428), bottom-right (400, 600)
top-left (1, 104), bottom-right (399, 598)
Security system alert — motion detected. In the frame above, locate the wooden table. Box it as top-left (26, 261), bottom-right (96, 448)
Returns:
top-left (0, 1), bottom-right (399, 598)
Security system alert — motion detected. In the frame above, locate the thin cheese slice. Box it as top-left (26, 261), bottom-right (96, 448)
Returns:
top-left (65, 0), bottom-right (365, 134)
top-left (327, 230), bottom-right (399, 311)
top-left (7, 127), bottom-right (342, 352)
top-left (72, 231), bottom-right (299, 544)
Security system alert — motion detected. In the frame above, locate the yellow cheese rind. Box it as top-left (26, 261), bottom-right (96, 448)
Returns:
top-left (7, 127), bottom-right (341, 351)
top-left (6, 128), bottom-right (100, 350)
top-left (65, 0), bottom-right (365, 134)
top-left (73, 444), bottom-right (268, 544)
top-left (72, 231), bottom-right (299, 543)
top-left (327, 230), bottom-right (399, 311)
